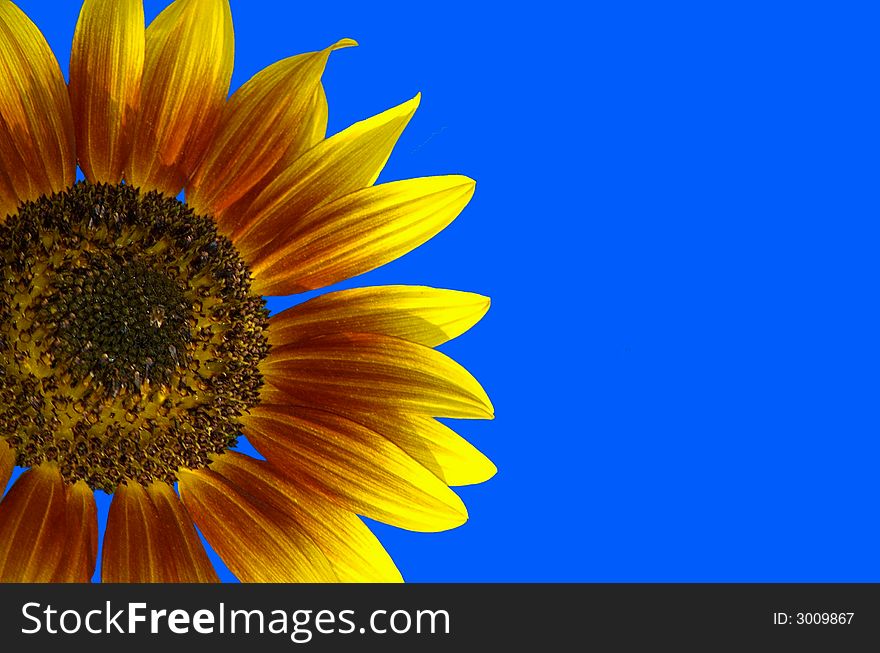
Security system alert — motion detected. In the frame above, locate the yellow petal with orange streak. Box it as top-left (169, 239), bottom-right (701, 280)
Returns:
top-left (213, 81), bottom-right (331, 241)
top-left (211, 452), bottom-right (402, 582)
top-left (0, 0), bottom-right (75, 217)
top-left (232, 94), bottom-right (420, 255)
top-left (250, 176), bottom-right (476, 295)
top-left (348, 412), bottom-right (496, 487)
top-left (244, 405), bottom-right (469, 532)
top-left (126, 0), bottom-right (233, 196)
top-left (261, 332), bottom-right (493, 420)
top-left (69, 0), bottom-right (144, 184)
top-left (268, 285), bottom-right (489, 348)
top-left (178, 465), bottom-right (337, 582)
top-left (188, 38), bottom-right (356, 219)
top-left (301, 82), bottom-right (329, 154)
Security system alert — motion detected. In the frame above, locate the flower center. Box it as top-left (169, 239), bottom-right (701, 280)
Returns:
top-left (48, 260), bottom-right (191, 391)
top-left (0, 182), bottom-right (270, 491)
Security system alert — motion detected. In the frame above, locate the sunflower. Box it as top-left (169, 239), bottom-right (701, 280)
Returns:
top-left (0, 0), bottom-right (494, 583)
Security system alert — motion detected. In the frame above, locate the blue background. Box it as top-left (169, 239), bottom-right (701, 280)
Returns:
top-left (5, 0), bottom-right (879, 581)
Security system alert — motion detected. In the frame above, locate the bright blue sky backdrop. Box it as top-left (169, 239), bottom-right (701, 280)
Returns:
top-left (6, 0), bottom-right (879, 581)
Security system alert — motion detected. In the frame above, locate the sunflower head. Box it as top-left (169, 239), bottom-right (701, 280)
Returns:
top-left (0, 182), bottom-right (268, 491)
top-left (0, 0), bottom-right (493, 584)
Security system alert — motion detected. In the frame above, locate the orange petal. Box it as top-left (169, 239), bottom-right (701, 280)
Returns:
top-left (261, 332), bottom-right (493, 419)
top-left (102, 480), bottom-right (217, 582)
top-left (209, 452), bottom-right (401, 582)
top-left (0, 464), bottom-right (68, 582)
top-left (68, 0), bottom-right (145, 183)
top-left (188, 38), bottom-right (356, 219)
top-left (126, 0), bottom-right (233, 196)
top-left (267, 285), bottom-right (489, 349)
top-left (244, 405), bottom-right (468, 532)
top-left (0, 0), bottom-right (75, 217)
top-left (145, 482), bottom-right (218, 582)
top-left (0, 438), bottom-right (14, 494)
top-left (231, 94), bottom-right (420, 257)
top-left (102, 482), bottom-right (159, 582)
top-left (178, 462), bottom-right (337, 582)
top-left (257, 382), bottom-right (291, 405)
top-left (0, 168), bottom-right (16, 220)
top-left (52, 480), bottom-right (98, 582)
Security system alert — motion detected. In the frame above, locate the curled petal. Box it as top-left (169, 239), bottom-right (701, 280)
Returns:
top-left (189, 38), bottom-right (356, 219)
top-left (232, 94), bottom-right (420, 256)
top-left (300, 82), bottom-right (329, 156)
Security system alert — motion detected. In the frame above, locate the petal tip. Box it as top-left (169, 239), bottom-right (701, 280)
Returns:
top-left (451, 503), bottom-right (469, 529)
top-left (487, 460), bottom-right (498, 480)
top-left (445, 174), bottom-right (477, 198)
top-left (329, 37), bottom-right (358, 51)
top-left (476, 391), bottom-right (495, 419)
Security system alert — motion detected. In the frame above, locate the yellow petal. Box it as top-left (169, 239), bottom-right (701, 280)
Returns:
top-left (262, 332), bottom-right (494, 419)
top-left (188, 38), bottom-right (356, 219)
top-left (68, 0), bottom-right (144, 184)
top-left (301, 82), bottom-right (329, 152)
top-left (211, 81), bottom-right (331, 240)
top-left (244, 405), bottom-right (469, 532)
top-left (348, 412), bottom-right (496, 487)
top-left (250, 176), bottom-right (475, 295)
top-left (178, 463), bottom-right (337, 582)
top-left (0, 0), bottom-right (75, 216)
top-left (52, 480), bottom-right (98, 582)
top-left (126, 0), bottom-right (233, 196)
top-left (268, 285), bottom-right (489, 348)
top-left (0, 438), bottom-right (13, 493)
top-left (102, 480), bottom-right (217, 582)
top-left (211, 452), bottom-right (402, 582)
top-left (0, 464), bottom-right (68, 582)
top-left (232, 94), bottom-right (420, 255)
